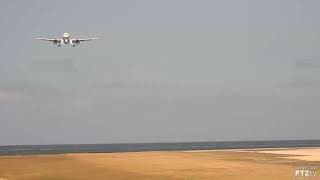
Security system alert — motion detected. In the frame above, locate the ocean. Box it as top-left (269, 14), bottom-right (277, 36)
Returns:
top-left (0, 140), bottom-right (319, 155)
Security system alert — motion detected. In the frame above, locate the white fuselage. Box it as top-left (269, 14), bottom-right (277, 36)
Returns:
top-left (62, 33), bottom-right (71, 45)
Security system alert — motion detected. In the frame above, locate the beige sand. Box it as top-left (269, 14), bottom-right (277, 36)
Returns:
top-left (255, 148), bottom-right (320, 161)
top-left (0, 148), bottom-right (319, 180)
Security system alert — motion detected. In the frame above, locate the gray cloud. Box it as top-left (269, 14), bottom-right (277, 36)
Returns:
top-left (294, 58), bottom-right (320, 69)
top-left (27, 58), bottom-right (77, 73)
top-left (285, 80), bottom-right (320, 88)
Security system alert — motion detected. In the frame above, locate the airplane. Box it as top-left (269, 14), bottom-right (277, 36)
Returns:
top-left (36, 32), bottom-right (98, 47)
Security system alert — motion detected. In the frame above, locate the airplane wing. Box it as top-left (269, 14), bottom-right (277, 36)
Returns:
top-left (36, 38), bottom-right (61, 42)
top-left (72, 38), bottom-right (99, 42)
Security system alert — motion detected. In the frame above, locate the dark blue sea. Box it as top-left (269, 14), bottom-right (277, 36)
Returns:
top-left (0, 140), bottom-right (320, 156)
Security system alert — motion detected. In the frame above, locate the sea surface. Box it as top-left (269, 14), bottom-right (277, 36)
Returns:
top-left (0, 140), bottom-right (320, 155)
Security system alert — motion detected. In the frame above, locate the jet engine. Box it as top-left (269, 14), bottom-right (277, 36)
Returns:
top-left (74, 40), bottom-right (80, 45)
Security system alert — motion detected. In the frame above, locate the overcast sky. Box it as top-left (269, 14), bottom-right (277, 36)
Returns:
top-left (0, 0), bottom-right (320, 145)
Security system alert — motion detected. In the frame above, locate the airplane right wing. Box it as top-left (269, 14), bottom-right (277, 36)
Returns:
top-left (36, 38), bottom-right (62, 43)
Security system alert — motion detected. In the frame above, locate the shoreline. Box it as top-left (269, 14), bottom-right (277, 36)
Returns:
top-left (2, 147), bottom-right (320, 162)
top-left (1, 139), bottom-right (320, 156)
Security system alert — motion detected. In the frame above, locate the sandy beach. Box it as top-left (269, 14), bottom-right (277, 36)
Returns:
top-left (0, 148), bottom-right (319, 180)
top-left (250, 147), bottom-right (320, 162)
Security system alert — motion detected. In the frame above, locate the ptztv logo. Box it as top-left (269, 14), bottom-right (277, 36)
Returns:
top-left (294, 166), bottom-right (317, 178)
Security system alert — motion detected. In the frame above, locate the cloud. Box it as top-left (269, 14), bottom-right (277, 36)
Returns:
top-left (285, 80), bottom-right (320, 88)
top-left (93, 81), bottom-right (128, 89)
top-left (0, 82), bottom-right (65, 103)
top-left (0, 91), bottom-right (19, 102)
top-left (27, 58), bottom-right (77, 73)
top-left (294, 58), bottom-right (320, 69)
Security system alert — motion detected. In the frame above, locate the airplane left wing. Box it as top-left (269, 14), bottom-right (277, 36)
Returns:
top-left (71, 38), bottom-right (98, 46)
top-left (71, 38), bottom-right (99, 42)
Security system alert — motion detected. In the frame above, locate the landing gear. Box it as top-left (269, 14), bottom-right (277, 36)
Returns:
top-left (72, 45), bottom-right (76, 47)
top-left (58, 44), bottom-right (61, 47)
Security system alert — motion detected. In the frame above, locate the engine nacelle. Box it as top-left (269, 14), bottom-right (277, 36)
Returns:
top-left (53, 40), bottom-right (59, 44)
top-left (74, 40), bottom-right (80, 45)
